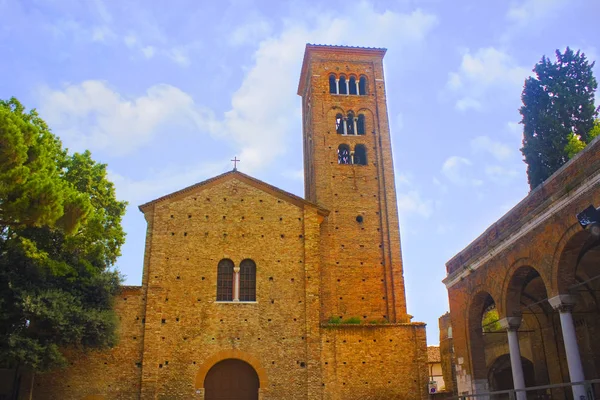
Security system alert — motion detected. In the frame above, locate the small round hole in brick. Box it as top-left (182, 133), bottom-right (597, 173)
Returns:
top-left (356, 215), bottom-right (363, 223)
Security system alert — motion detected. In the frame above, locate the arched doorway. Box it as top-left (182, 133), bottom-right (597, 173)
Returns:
top-left (204, 359), bottom-right (259, 400)
top-left (488, 354), bottom-right (535, 399)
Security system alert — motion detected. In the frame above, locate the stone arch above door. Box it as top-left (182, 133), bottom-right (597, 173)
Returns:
top-left (194, 350), bottom-right (268, 389)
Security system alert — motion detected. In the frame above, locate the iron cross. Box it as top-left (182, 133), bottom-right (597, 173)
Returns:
top-left (231, 156), bottom-right (240, 171)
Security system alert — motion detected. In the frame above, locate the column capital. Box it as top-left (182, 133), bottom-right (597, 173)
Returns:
top-left (233, 266), bottom-right (240, 273)
top-left (499, 316), bottom-right (522, 331)
top-left (548, 294), bottom-right (576, 312)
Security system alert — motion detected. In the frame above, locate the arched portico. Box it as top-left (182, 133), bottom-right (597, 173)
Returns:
top-left (467, 291), bottom-right (497, 394)
top-left (550, 223), bottom-right (600, 398)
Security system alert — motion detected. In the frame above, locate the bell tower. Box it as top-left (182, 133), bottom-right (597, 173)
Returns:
top-left (298, 44), bottom-right (409, 323)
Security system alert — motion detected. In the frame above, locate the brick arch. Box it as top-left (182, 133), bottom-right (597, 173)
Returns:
top-left (500, 258), bottom-right (550, 318)
top-left (194, 350), bottom-right (268, 389)
top-left (550, 222), bottom-right (590, 297)
top-left (466, 290), bottom-right (497, 380)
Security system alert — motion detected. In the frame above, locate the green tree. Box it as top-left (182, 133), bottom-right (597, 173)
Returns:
top-left (520, 47), bottom-right (599, 189)
top-left (0, 98), bottom-right (127, 374)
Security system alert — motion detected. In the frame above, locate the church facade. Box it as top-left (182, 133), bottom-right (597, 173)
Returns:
top-left (33, 44), bottom-right (428, 400)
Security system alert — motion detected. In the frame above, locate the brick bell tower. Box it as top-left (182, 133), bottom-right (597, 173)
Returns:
top-left (298, 44), bottom-right (410, 323)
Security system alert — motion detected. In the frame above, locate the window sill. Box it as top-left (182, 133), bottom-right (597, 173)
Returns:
top-left (215, 301), bottom-right (258, 304)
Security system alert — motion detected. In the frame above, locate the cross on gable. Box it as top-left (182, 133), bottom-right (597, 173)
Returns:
top-left (231, 157), bottom-right (240, 171)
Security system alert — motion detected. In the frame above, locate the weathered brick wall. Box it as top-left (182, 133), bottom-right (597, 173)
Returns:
top-left (321, 324), bottom-right (428, 400)
top-left (445, 136), bottom-right (600, 394)
top-left (137, 177), bottom-right (320, 399)
top-left (300, 46), bottom-right (409, 324)
top-left (34, 286), bottom-right (145, 399)
top-left (438, 313), bottom-right (456, 396)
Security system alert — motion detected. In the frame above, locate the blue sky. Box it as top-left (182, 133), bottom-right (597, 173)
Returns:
top-left (1, 0), bottom-right (598, 345)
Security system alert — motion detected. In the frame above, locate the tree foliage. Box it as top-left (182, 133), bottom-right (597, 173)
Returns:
top-left (520, 47), bottom-right (599, 189)
top-left (0, 98), bottom-right (127, 371)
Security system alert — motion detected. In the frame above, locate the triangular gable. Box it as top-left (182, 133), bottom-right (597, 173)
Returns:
top-left (138, 170), bottom-right (329, 216)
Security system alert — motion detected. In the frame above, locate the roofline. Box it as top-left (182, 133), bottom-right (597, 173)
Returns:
top-left (138, 169), bottom-right (329, 216)
top-left (444, 133), bottom-right (600, 282)
top-left (297, 44), bottom-right (387, 96)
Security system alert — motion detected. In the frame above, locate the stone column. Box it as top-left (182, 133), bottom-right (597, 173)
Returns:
top-left (499, 317), bottom-right (526, 400)
top-left (233, 266), bottom-right (240, 301)
top-left (343, 118), bottom-right (348, 135)
top-left (548, 295), bottom-right (586, 400)
top-left (345, 79), bottom-right (350, 95)
top-left (355, 80), bottom-right (360, 94)
top-left (353, 118), bottom-right (358, 135)
top-left (335, 79), bottom-right (339, 94)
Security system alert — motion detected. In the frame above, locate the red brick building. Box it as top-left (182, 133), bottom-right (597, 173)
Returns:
top-left (30, 45), bottom-right (429, 400)
top-left (444, 137), bottom-right (600, 398)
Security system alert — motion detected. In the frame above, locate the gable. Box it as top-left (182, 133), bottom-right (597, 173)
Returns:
top-left (138, 170), bottom-right (328, 216)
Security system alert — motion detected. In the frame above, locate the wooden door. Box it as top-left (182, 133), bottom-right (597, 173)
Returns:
top-left (204, 359), bottom-right (259, 400)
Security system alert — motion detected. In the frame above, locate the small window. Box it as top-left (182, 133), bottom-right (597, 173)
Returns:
top-left (338, 144), bottom-right (351, 164)
top-left (335, 113), bottom-right (345, 134)
top-left (217, 259), bottom-right (234, 301)
top-left (339, 75), bottom-right (348, 95)
top-left (329, 74), bottom-right (337, 94)
top-left (239, 259), bottom-right (256, 301)
top-left (349, 76), bottom-right (357, 95)
top-left (354, 144), bottom-right (367, 165)
top-left (359, 76), bottom-right (367, 95)
top-left (357, 114), bottom-right (366, 135)
top-left (347, 112), bottom-right (355, 135)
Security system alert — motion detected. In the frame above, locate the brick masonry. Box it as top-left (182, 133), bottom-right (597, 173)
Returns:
top-left (32, 44), bottom-right (428, 400)
top-left (443, 135), bottom-right (600, 395)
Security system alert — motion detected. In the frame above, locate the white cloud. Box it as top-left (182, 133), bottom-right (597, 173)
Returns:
top-left (446, 47), bottom-right (530, 111)
top-left (281, 169), bottom-right (304, 181)
top-left (397, 190), bottom-right (434, 220)
top-left (484, 165), bottom-right (519, 183)
top-left (506, 0), bottom-right (569, 27)
top-left (108, 161), bottom-right (227, 206)
top-left (124, 34), bottom-right (138, 48)
top-left (229, 18), bottom-right (272, 47)
top-left (507, 121), bottom-right (521, 136)
top-left (470, 136), bottom-right (514, 161)
top-left (441, 156), bottom-right (482, 186)
top-left (212, 3), bottom-right (437, 171)
top-left (38, 80), bottom-right (216, 156)
top-left (141, 46), bottom-right (156, 58)
top-left (38, 3), bottom-right (438, 172)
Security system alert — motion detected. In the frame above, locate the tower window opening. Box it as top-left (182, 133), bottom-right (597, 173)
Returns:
top-left (354, 144), bottom-right (367, 165)
top-left (359, 76), bottom-right (367, 95)
top-left (339, 75), bottom-right (348, 95)
top-left (338, 144), bottom-right (351, 164)
top-left (335, 113), bottom-right (345, 134)
top-left (329, 74), bottom-right (337, 94)
top-left (347, 112), bottom-right (356, 135)
top-left (357, 114), bottom-right (366, 135)
top-left (349, 76), bottom-right (357, 95)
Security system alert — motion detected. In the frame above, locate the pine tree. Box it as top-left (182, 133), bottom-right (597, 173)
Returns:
top-left (0, 98), bottom-right (126, 375)
top-left (520, 47), bottom-right (599, 189)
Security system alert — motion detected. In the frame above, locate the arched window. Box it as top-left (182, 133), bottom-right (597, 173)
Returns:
top-left (239, 259), bottom-right (256, 301)
top-left (339, 75), bottom-right (347, 95)
top-left (329, 74), bottom-right (337, 94)
top-left (335, 113), bottom-right (345, 134)
top-left (354, 144), bottom-right (367, 165)
top-left (349, 76), bottom-right (357, 95)
top-left (346, 112), bottom-right (355, 135)
top-left (217, 259), bottom-right (234, 301)
top-left (359, 76), bottom-right (367, 95)
top-left (338, 144), bottom-right (350, 164)
top-left (357, 114), bottom-right (366, 135)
